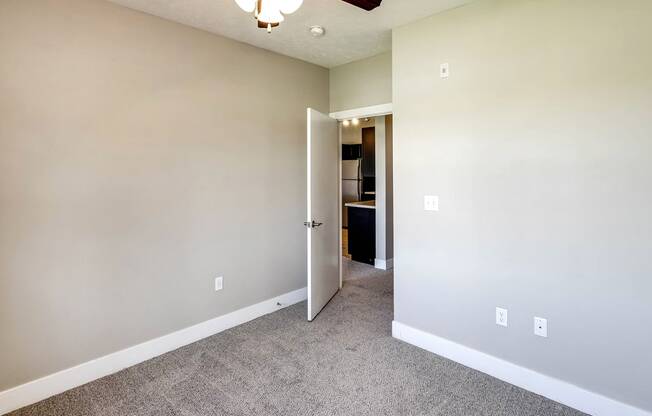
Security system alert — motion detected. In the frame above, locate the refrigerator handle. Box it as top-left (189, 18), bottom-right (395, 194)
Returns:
top-left (357, 160), bottom-right (362, 200)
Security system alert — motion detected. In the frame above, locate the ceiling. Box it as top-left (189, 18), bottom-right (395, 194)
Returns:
top-left (107, 0), bottom-right (472, 68)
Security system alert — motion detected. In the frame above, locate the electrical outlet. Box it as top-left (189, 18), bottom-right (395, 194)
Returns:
top-left (215, 276), bottom-right (223, 292)
top-left (534, 317), bottom-right (548, 337)
top-left (424, 195), bottom-right (439, 211)
top-left (496, 307), bottom-right (508, 327)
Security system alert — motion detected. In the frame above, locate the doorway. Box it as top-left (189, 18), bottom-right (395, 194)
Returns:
top-left (339, 114), bottom-right (393, 285)
top-left (342, 118), bottom-right (375, 261)
top-left (305, 106), bottom-right (393, 321)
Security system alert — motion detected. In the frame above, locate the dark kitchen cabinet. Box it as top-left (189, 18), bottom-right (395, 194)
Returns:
top-left (342, 144), bottom-right (362, 160)
top-left (347, 206), bottom-right (376, 266)
top-left (361, 127), bottom-right (375, 177)
top-left (361, 127), bottom-right (376, 200)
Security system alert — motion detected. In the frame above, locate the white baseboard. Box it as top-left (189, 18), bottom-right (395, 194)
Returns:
top-left (392, 321), bottom-right (651, 416)
top-left (0, 288), bottom-right (307, 416)
top-left (374, 258), bottom-right (393, 270)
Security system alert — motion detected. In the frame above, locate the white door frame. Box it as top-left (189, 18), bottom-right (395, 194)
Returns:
top-left (331, 103), bottom-right (393, 289)
top-left (329, 103), bottom-right (393, 122)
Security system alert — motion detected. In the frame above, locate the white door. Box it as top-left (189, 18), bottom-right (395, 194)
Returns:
top-left (306, 108), bottom-right (340, 321)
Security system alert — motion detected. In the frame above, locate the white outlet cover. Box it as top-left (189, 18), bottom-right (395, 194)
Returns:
top-left (440, 63), bottom-right (450, 78)
top-left (215, 276), bottom-right (223, 291)
top-left (496, 307), bottom-right (508, 327)
top-left (534, 317), bottom-right (548, 337)
top-left (424, 195), bottom-right (439, 211)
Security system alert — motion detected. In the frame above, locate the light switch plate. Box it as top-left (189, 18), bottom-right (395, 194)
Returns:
top-left (424, 195), bottom-right (439, 211)
top-left (496, 307), bottom-right (508, 327)
top-left (440, 63), bottom-right (450, 78)
top-left (215, 276), bottom-right (223, 291)
top-left (534, 317), bottom-right (548, 337)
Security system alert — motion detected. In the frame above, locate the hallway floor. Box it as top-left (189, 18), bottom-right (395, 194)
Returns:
top-left (11, 261), bottom-right (585, 415)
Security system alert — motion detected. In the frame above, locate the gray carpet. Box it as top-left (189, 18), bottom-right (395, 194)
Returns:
top-left (10, 259), bottom-right (586, 416)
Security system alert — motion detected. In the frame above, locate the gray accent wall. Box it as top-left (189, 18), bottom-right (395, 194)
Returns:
top-left (0, 0), bottom-right (328, 392)
top-left (392, 0), bottom-right (652, 412)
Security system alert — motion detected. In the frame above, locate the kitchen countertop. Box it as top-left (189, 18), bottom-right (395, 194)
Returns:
top-left (345, 200), bottom-right (376, 210)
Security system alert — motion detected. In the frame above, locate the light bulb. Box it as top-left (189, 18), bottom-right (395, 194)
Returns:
top-left (279, 0), bottom-right (303, 14)
top-left (352, 118), bottom-right (360, 126)
top-left (258, 0), bottom-right (285, 24)
top-left (235, 0), bottom-right (256, 13)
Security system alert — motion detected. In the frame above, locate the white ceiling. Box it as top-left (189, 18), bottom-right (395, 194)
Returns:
top-left (107, 0), bottom-right (472, 68)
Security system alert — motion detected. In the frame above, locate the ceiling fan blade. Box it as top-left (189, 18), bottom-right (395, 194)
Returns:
top-left (341, 0), bottom-right (382, 12)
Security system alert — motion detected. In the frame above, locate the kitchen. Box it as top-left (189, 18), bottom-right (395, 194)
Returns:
top-left (341, 115), bottom-right (393, 269)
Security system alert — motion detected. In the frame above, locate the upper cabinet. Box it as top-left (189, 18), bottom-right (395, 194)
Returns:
top-left (362, 127), bottom-right (375, 177)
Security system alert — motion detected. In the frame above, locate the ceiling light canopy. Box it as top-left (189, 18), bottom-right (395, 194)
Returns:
top-left (235, 0), bottom-right (304, 33)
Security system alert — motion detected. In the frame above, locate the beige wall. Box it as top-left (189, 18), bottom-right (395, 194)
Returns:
top-left (341, 118), bottom-right (375, 145)
top-left (329, 52), bottom-right (392, 113)
top-left (384, 115), bottom-right (393, 260)
top-left (374, 115), bottom-right (394, 265)
top-left (393, 0), bottom-right (652, 412)
top-left (0, 0), bottom-right (328, 392)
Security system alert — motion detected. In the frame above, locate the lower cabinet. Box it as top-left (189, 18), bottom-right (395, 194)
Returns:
top-left (347, 207), bottom-right (376, 266)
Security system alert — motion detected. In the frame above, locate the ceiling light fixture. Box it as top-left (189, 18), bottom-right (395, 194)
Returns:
top-left (235, 0), bottom-right (304, 33)
top-left (352, 118), bottom-right (360, 126)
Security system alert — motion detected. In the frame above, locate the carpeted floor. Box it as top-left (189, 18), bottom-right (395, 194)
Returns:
top-left (10, 259), bottom-right (586, 416)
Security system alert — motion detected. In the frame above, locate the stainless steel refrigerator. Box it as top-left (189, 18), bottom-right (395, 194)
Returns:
top-left (342, 159), bottom-right (362, 228)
